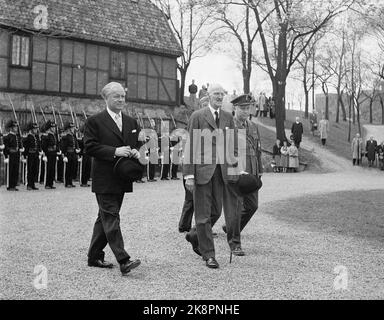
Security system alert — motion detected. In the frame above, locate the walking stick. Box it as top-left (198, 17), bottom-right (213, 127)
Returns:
top-left (63, 161), bottom-right (66, 186)
top-left (79, 156), bottom-right (83, 185)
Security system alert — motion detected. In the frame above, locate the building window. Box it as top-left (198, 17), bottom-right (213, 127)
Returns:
top-left (110, 50), bottom-right (126, 80)
top-left (11, 35), bottom-right (31, 67)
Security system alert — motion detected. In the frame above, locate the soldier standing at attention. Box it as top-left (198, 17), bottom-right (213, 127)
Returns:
top-left (3, 120), bottom-right (24, 191)
top-left (23, 122), bottom-right (41, 190)
top-left (42, 120), bottom-right (58, 189)
top-left (61, 121), bottom-right (80, 188)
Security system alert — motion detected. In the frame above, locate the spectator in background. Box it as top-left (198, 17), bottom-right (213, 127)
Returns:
top-left (309, 110), bottom-right (318, 136)
top-left (291, 117), bottom-right (304, 148)
top-left (288, 138), bottom-right (299, 172)
top-left (188, 80), bottom-right (198, 110)
top-left (351, 133), bottom-right (363, 166)
top-left (366, 136), bottom-right (378, 167)
top-left (272, 139), bottom-right (281, 173)
top-left (280, 140), bottom-right (289, 173)
top-left (377, 141), bottom-right (384, 171)
top-left (258, 92), bottom-right (266, 117)
top-left (318, 115), bottom-right (329, 146)
top-left (198, 85), bottom-right (208, 100)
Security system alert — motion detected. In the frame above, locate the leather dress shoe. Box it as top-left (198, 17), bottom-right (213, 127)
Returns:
top-left (206, 257), bottom-right (219, 269)
top-left (185, 233), bottom-right (201, 256)
top-left (120, 259), bottom-right (141, 276)
top-left (7, 187), bottom-right (18, 191)
top-left (80, 184), bottom-right (90, 187)
top-left (232, 247), bottom-right (245, 256)
top-left (179, 227), bottom-right (191, 233)
top-left (88, 259), bottom-right (114, 268)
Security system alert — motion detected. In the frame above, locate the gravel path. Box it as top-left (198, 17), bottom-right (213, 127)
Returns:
top-left (0, 125), bottom-right (383, 300)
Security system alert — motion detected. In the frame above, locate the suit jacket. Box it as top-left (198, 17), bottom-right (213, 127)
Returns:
top-left (234, 118), bottom-right (263, 176)
top-left (183, 106), bottom-right (238, 185)
top-left (84, 109), bottom-right (141, 194)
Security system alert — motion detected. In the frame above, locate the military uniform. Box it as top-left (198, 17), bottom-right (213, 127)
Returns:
top-left (160, 135), bottom-right (170, 180)
top-left (3, 121), bottom-right (23, 190)
top-left (60, 122), bottom-right (79, 187)
top-left (170, 137), bottom-right (182, 180)
top-left (223, 94), bottom-right (263, 254)
top-left (23, 123), bottom-right (41, 190)
top-left (41, 121), bottom-right (58, 189)
top-left (78, 134), bottom-right (91, 186)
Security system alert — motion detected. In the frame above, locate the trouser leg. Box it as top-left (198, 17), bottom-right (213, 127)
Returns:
top-left (88, 193), bottom-right (130, 264)
top-left (179, 179), bottom-right (194, 231)
top-left (193, 166), bottom-right (223, 260)
top-left (222, 182), bottom-right (241, 250)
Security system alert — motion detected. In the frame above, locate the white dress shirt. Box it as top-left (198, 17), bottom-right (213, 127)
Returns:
top-left (107, 107), bottom-right (122, 132)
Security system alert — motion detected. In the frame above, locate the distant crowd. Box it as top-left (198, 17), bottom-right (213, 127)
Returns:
top-left (351, 134), bottom-right (384, 171)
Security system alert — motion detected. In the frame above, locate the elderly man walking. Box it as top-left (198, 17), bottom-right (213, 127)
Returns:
top-left (183, 83), bottom-right (239, 269)
top-left (84, 82), bottom-right (142, 276)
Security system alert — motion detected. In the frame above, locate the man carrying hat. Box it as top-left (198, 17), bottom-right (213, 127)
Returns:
top-left (23, 122), bottom-right (41, 190)
top-left (3, 120), bottom-right (24, 191)
top-left (60, 121), bottom-right (80, 188)
top-left (183, 83), bottom-right (240, 269)
top-left (222, 94), bottom-right (263, 256)
top-left (41, 120), bottom-right (59, 189)
top-left (84, 82), bottom-right (142, 276)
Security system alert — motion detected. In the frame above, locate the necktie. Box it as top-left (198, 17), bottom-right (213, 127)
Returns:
top-left (115, 114), bottom-right (122, 132)
top-left (214, 111), bottom-right (219, 127)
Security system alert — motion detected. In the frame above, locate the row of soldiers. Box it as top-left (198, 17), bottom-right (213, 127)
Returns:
top-left (0, 118), bottom-right (186, 190)
top-left (0, 119), bottom-right (91, 191)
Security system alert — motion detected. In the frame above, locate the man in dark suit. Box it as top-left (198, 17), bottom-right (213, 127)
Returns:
top-left (291, 117), bottom-right (304, 148)
top-left (84, 82), bottom-right (141, 276)
top-left (366, 136), bottom-right (378, 167)
top-left (183, 83), bottom-right (239, 269)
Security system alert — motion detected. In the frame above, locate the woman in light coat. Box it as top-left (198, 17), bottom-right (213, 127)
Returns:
top-left (288, 140), bottom-right (299, 172)
top-left (351, 133), bottom-right (363, 166)
top-left (318, 115), bottom-right (329, 146)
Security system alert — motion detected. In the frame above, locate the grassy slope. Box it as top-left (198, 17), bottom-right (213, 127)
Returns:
top-left (259, 110), bottom-right (363, 162)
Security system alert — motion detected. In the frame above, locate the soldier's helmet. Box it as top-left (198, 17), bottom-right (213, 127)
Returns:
top-left (231, 94), bottom-right (255, 106)
top-left (63, 121), bottom-right (75, 131)
top-left (5, 120), bottom-right (18, 130)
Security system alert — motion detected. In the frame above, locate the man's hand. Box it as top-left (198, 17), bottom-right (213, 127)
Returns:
top-left (63, 157), bottom-right (68, 163)
top-left (130, 149), bottom-right (140, 159)
top-left (4, 158), bottom-right (9, 164)
top-left (185, 178), bottom-right (195, 192)
top-left (115, 146), bottom-right (131, 157)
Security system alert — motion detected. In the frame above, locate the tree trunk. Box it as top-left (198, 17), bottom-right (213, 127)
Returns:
top-left (369, 99), bottom-right (373, 124)
top-left (348, 95), bottom-right (352, 142)
top-left (356, 103), bottom-right (361, 135)
top-left (304, 88), bottom-right (309, 119)
top-left (275, 82), bottom-right (287, 142)
top-left (242, 68), bottom-right (251, 94)
top-left (380, 96), bottom-right (384, 125)
top-left (179, 68), bottom-right (187, 106)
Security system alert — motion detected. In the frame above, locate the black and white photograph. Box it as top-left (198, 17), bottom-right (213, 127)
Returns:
top-left (0, 0), bottom-right (384, 307)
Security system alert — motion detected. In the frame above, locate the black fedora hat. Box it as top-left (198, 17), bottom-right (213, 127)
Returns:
top-left (113, 157), bottom-right (144, 182)
top-left (236, 174), bottom-right (262, 195)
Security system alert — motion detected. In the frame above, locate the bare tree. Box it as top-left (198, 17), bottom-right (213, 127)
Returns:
top-left (154, 0), bottom-right (215, 105)
top-left (210, 0), bottom-right (273, 93)
top-left (249, 0), bottom-right (360, 141)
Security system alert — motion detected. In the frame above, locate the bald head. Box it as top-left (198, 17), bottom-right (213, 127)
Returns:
top-left (208, 83), bottom-right (225, 110)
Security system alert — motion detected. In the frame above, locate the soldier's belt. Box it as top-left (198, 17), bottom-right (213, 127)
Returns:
top-left (66, 148), bottom-right (75, 153)
top-left (9, 148), bottom-right (19, 153)
top-left (47, 147), bottom-right (56, 152)
top-left (28, 149), bottom-right (38, 153)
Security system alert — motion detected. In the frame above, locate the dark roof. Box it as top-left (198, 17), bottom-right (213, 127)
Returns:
top-left (0, 0), bottom-right (182, 57)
